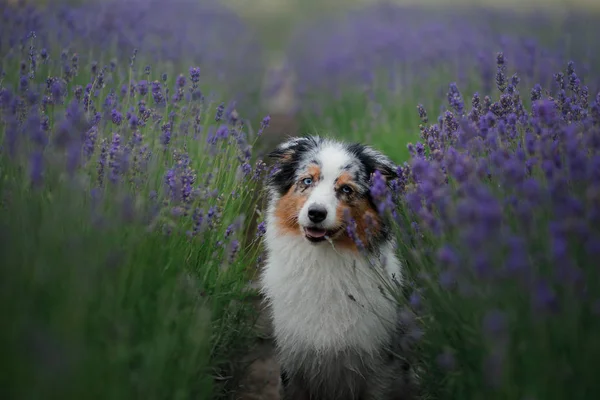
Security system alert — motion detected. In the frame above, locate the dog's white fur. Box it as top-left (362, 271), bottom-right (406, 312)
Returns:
top-left (262, 218), bottom-right (402, 353)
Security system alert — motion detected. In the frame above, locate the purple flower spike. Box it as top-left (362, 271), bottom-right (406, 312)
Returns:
top-left (151, 81), bottom-right (164, 105)
top-left (256, 221), bottom-right (267, 238)
top-left (176, 74), bottom-right (186, 88)
top-left (496, 52), bottom-right (507, 93)
top-left (111, 109), bottom-right (123, 125)
top-left (189, 67), bottom-right (200, 83)
top-left (447, 83), bottom-right (464, 115)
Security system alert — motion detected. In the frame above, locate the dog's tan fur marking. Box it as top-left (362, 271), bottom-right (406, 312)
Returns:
top-left (306, 164), bottom-right (321, 182)
top-left (334, 172), bottom-right (382, 252)
top-left (335, 171), bottom-right (354, 188)
top-left (274, 185), bottom-right (307, 236)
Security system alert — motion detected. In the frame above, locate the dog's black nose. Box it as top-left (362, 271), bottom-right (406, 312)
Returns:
top-left (308, 205), bottom-right (327, 223)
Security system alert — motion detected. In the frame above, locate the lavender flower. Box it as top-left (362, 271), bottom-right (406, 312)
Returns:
top-left (111, 109), bottom-right (123, 125)
top-left (108, 133), bottom-right (121, 184)
top-left (189, 67), bottom-right (200, 83)
top-left (19, 75), bottom-right (29, 92)
top-left (151, 80), bottom-right (164, 105)
top-left (256, 221), bottom-right (267, 238)
top-left (215, 103), bottom-right (224, 122)
top-left (224, 224), bottom-right (235, 239)
top-left (495, 52), bottom-right (507, 93)
top-left (240, 162), bottom-right (252, 177)
top-left (83, 126), bottom-right (97, 160)
top-left (50, 79), bottom-right (64, 104)
top-left (137, 80), bottom-right (148, 96)
top-left (370, 170), bottom-right (394, 214)
top-left (343, 209), bottom-right (365, 252)
top-left (128, 113), bottom-right (139, 130)
top-left (257, 115), bottom-right (271, 136)
top-left (252, 159), bottom-right (267, 181)
top-left (160, 124), bottom-right (171, 150)
top-left (447, 83), bottom-right (464, 115)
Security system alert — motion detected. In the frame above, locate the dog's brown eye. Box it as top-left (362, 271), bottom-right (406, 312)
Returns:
top-left (340, 185), bottom-right (353, 194)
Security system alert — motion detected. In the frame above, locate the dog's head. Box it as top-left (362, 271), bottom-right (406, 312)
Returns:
top-left (266, 136), bottom-right (397, 251)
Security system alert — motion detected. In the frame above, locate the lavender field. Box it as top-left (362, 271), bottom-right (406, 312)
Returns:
top-left (1, 0), bottom-right (600, 399)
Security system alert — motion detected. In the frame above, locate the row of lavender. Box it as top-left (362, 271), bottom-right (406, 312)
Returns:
top-left (283, 3), bottom-right (600, 155)
top-left (367, 55), bottom-right (600, 398)
top-left (0, 0), bottom-right (270, 398)
top-left (1, 0), bottom-right (265, 118)
top-left (287, 3), bottom-right (600, 104)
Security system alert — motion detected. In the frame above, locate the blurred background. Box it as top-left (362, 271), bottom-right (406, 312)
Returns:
top-left (6, 0), bottom-right (599, 140)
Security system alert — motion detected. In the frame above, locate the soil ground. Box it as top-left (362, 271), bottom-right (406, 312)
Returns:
top-left (232, 287), bottom-right (282, 400)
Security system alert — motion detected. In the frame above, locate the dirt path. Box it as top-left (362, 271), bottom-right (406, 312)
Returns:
top-left (233, 289), bottom-right (282, 400)
top-left (231, 57), bottom-right (298, 400)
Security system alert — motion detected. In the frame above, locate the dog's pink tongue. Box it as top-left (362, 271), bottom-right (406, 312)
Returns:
top-left (306, 228), bottom-right (327, 238)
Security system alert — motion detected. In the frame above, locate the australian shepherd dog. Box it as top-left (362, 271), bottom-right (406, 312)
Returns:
top-left (260, 136), bottom-right (416, 400)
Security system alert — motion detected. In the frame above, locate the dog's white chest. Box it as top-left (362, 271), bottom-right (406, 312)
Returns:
top-left (261, 230), bottom-right (400, 354)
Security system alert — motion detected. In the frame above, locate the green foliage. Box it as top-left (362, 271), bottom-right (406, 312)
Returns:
top-left (0, 19), bottom-right (266, 399)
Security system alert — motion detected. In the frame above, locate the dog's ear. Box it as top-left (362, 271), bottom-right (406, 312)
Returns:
top-left (267, 136), bottom-right (319, 195)
top-left (267, 136), bottom-right (315, 163)
top-left (350, 145), bottom-right (398, 181)
top-left (371, 152), bottom-right (398, 181)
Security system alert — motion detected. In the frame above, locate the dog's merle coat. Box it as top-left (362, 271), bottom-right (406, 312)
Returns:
top-left (260, 136), bottom-right (418, 400)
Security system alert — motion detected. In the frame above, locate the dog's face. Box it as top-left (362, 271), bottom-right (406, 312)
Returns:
top-left (267, 136), bottom-right (397, 250)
